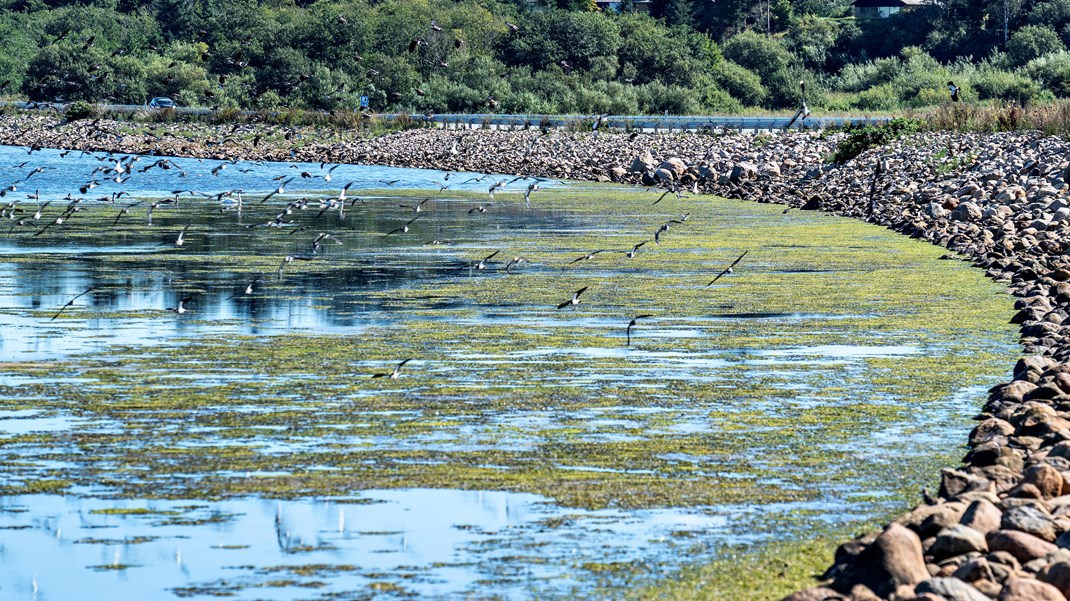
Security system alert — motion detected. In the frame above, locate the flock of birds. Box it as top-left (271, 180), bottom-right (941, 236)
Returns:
top-left (2, 141), bottom-right (751, 380)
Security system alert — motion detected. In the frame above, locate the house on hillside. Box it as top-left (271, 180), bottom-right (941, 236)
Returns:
top-left (852, 0), bottom-right (928, 19)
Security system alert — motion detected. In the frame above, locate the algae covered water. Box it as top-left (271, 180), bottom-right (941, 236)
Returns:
top-left (0, 146), bottom-right (1018, 599)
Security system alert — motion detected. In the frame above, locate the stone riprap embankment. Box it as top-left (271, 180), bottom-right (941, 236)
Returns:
top-left (5, 113), bottom-right (1070, 600)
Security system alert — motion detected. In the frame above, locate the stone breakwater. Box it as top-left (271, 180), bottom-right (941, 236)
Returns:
top-left (4, 113), bottom-right (1070, 600)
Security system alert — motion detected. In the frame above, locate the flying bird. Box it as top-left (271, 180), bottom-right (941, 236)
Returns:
top-left (706, 251), bottom-right (749, 286)
top-left (474, 250), bottom-right (500, 270)
top-left (372, 358), bottom-right (413, 379)
top-left (50, 286), bottom-right (95, 321)
top-left (625, 241), bottom-right (647, 258)
top-left (947, 81), bottom-right (960, 103)
top-left (556, 286), bottom-right (589, 310)
top-left (384, 215), bottom-right (421, 236)
top-left (505, 256), bottom-right (525, 273)
top-left (174, 223), bottom-right (190, 247)
top-left (399, 198), bottom-right (430, 213)
top-left (167, 297), bottom-right (193, 315)
top-left (626, 314), bottom-right (653, 346)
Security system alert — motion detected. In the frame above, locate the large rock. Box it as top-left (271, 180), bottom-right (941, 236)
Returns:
top-left (952, 201), bottom-right (983, 222)
top-left (1024, 464), bottom-right (1067, 499)
top-left (832, 523), bottom-right (929, 596)
top-left (629, 151), bottom-right (656, 173)
top-left (940, 469), bottom-right (994, 500)
top-left (931, 525), bottom-right (989, 560)
top-left (915, 577), bottom-right (991, 601)
top-left (999, 577), bottom-right (1067, 601)
top-left (1042, 561), bottom-right (1070, 599)
top-left (658, 157), bottom-right (687, 179)
top-left (961, 499), bottom-right (1004, 535)
top-left (729, 162), bottom-right (758, 183)
top-left (780, 586), bottom-right (846, 601)
top-left (969, 418), bottom-right (1016, 446)
top-left (1002, 505), bottom-right (1059, 542)
top-left (988, 529), bottom-right (1060, 562)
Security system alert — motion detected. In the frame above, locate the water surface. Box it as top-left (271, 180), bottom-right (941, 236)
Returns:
top-left (0, 144), bottom-right (1019, 600)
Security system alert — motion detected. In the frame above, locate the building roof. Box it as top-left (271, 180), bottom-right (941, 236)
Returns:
top-left (852, 0), bottom-right (928, 7)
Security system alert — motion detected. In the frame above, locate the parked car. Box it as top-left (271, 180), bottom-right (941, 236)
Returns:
top-left (148, 97), bottom-right (177, 109)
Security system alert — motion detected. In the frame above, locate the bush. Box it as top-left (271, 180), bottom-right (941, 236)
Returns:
top-left (714, 60), bottom-right (767, 107)
top-left (971, 68), bottom-right (1043, 104)
top-left (1007, 25), bottom-right (1066, 67)
top-left (832, 117), bottom-right (924, 163)
top-left (722, 30), bottom-right (795, 81)
top-left (1026, 51), bottom-right (1070, 96)
top-left (851, 83), bottom-right (900, 111)
top-left (65, 100), bottom-right (94, 120)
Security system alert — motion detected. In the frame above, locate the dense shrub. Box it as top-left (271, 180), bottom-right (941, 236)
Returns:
top-left (1026, 51), bottom-right (1070, 96)
top-left (65, 100), bottom-right (94, 120)
top-left (1007, 25), bottom-right (1066, 67)
top-left (714, 60), bottom-right (767, 107)
top-left (832, 118), bottom-right (924, 163)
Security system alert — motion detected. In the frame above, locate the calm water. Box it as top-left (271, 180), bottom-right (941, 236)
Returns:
top-left (0, 144), bottom-right (1019, 600)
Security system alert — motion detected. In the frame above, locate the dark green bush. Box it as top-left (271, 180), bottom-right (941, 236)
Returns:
top-left (65, 100), bottom-right (94, 120)
top-left (832, 118), bottom-right (924, 163)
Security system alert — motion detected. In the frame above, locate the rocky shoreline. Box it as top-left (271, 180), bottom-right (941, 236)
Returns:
top-left (5, 113), bottom-right (1070, 600)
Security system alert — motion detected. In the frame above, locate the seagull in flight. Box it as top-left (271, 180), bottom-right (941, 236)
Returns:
top-left (474, 250), bottom-right (500, 270)
top-left (384, 215), bottom-right (420, 236)
top-left (276, 255), bottom-right (315, 279)
top-left (556, 286), bottom-right (589, 309)
top-left (568, 250), bottom-right (607, 265)
top-left (50, 286), bottom-right (95, 321)
top-left (625, 242), bottom-right (648, 258)
top-left (167, 297), bottom-right (193, 315)
top-left (706, 251), bottom-right (749, 286)
top-left (524, 183), bottom-right (539, 207)
top-left (399, 198), bottom-right (430, 213)
top-left (505, 256), bottom-right (526, 273)
top-left (372, 358), bottom-right (413, 379)
top-left (626, 314), bottom-right (653, 346)
top-left (174, 223), bottom-right (190, 247)
top-left (229, 276), bottom-right (263, 299)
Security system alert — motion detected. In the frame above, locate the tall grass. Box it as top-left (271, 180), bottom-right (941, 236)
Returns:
top-left (919, 99), bottom-right (1070, 134)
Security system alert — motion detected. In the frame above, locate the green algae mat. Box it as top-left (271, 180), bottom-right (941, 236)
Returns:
top-left (0, 186), bottom-right (1018, 599)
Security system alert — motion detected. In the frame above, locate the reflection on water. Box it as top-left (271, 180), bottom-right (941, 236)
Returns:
top-left (0, 490), bottom-right (766, 600)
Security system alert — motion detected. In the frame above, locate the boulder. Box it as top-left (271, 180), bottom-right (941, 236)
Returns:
top-left (952, 201), bottom-right (983, 222)
top-left (658, 157), bottom-right (687, 179)
top-left (832, 523), bottom-right (930, 596)
top-left (1001, 505), bottom-right (1058, 543)
top-left (961, 499), bottom-right (1004, 535)
top-left (915, 577), bottom-right (991, 601)
top-left (931, 525), bottom-right (989, 560)
top-left (988, 529), bottom-right (1060, 562)
top-left (629, 151), bottom-right (656, 173)
top-left (999, 577), bottom-right (1067, 601)
top-left (1042, 561), bottom-right (1070, 599)
top-left (1024, 464), bottom-right (1065, 500)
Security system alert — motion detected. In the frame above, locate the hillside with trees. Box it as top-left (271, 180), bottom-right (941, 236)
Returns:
top-left (2, 0), bottom-right (1070, 115)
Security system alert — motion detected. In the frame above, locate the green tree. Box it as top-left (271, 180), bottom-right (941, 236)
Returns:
top-left (1007, 24), bottom-right (1065, 66)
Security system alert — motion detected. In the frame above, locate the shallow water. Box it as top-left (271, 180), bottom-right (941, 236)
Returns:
top-left (0, 144), bottom-right (1020, 599)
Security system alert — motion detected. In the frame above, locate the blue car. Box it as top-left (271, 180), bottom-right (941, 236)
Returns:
top-left (148, 97), bottom-right (177, 109)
